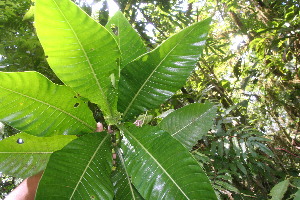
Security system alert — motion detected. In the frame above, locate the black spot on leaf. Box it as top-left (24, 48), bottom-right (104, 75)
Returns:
top-left (74, 103), bottom-right (79, 108)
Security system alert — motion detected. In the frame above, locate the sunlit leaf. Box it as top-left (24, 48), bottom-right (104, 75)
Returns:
top-left (35, 0), bottom-right (120, 122)
top-left (0, 72), bottom-right (95, 136)
top-left (118, 18), bottom-right (211, 120)
top-left (0, 132), bottom-right (76, 178)
top-left (269, 179), bottom-right (290, 200)
top-left (106, 11), bottom-right (147, 68)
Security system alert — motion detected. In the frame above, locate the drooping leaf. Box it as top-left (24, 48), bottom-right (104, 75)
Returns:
top-left (0, 72), bottom-right (95, 136)
top-left (35, 0), bottom-right (120, 122)
top-left (106, 11), bottom-right (147, 68)
top-left (0, 132), bottom-right (76, 178)
top-left (158, 103), bottom-right (216, 149)
top-left (121, 124), bottom-right (217, 200)
top-left (118, 18), bottom-right (211, 120)
top-left (112, 147), bottom-right (144, 200)
top-left (269, 179), bottom-right (290, 200)
top-left (36, 132), bottom-right (113, 200)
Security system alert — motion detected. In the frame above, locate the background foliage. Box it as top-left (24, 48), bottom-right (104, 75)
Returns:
top-left (0, 0), bottom-right (299, 199)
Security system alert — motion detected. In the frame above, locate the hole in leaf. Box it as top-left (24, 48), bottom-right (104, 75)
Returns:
top-left (74, 103), bottom-right (80, 108)
top-left (110, 24), bottom-right (119, 36)
top-left (74, 96), bottom-right (77, 98)
top-left (17, 138), bottom-right (24, 144)
top-left (90, 195), bottom-right (95, 199)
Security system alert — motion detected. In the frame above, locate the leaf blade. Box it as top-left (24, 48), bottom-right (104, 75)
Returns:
top-left (118, 19), bottom-right (211, 120)
top-left (106, 11), bottom-right (147, 68)
top-left (121, 124), bottom-right (217, 200)
top-left (159, 103), bottom-right (217, 149)
top-left (35, 0), bottom-right (120, 121)
top-left (0, 132), bottom-right (76, 178)
top-left (36, 132), bottom-right (113, 200)
top-left (0, 72), bottom-right (95, 136)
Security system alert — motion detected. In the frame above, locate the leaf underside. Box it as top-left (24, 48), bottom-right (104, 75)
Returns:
top-left (36, 132), bottom-right (113, 200)
top-left (35, 0), bottom-right (120, 120)
top-left (121, 125), bottom-right (217, 200)
top-left (0, 72), bottom-right (95, 136)
top-left (118, 18), bottom-right (211, 121)
top-left (159, 102), bottom-right (217, 149)
top-left (0, 132), bottom-right (76, 178)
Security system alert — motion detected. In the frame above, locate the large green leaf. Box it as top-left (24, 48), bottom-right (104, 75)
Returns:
top-left (112, 147), bottom-right (144, 200)
top-left (106, 11), bottom-right (147, 68)
top-left (159, 102), bottom-right (217, 149)
top-left (36, 132), bottom-right (113, 200)
top-left (0, 132), bottom-right (76, 178)
top-left (118, 18), bottom-right (211, 120)
top-left (35, 0), bottom-right (120, 122)
top-left (0, 72), bottom-right (95, 136)
top-left (121, 124), bottom-right (217, 199)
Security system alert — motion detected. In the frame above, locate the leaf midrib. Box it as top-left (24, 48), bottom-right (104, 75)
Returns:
top-left (123, 25), bottom-right (198, 118)
top-left (116, 148), bottom-right (137, 200)
top-left (0, 85), bottom-right (94, 130)
top-left (51, 0), bottom-right (113, 117)
top-left (69, 134), bottom-right (109, 199)
top-left (123, 127), bottom-right (190, 199)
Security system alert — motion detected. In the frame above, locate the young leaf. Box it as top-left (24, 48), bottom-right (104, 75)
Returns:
top-left (36, 132), bottom-right (113, 200)
top-left (106, 11), bottom-right (147, 68)
top-left (121, 124), bottom-right (217, 200)
top-left (0, 72), bottom-right (95, 136)
top-left (35, 0), bottom-right (120, 122)
top-left (112, 147), bottom-right (144, 200)
top-left (158, 103), bottom-right (217, 149)
top-left (0, 132), bottom-right (76, 178)
top-left (118, 18), bottom-right (211, 120)
top-left (269, 179), bottom-right (290, 200)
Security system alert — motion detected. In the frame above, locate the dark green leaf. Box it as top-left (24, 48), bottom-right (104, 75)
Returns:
top-left (36, 132), bottom-right (113, 200)
top-left (112, 147), bottom-right (144, 200)
top-left (121, 124), bottom-right (217, 199)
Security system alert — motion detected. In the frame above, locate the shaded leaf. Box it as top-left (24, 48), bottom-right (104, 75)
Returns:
top-left (118, 18), bottom-right (211, 120)
top-left (35, 0), bottom-right (120, 122)
top-left (159, 102), bottom-right (216, 149)
top-left (0, 132), bottom-right (76, 178)
top-left (121, 124), bottom-right (217, 200)
top-left (0, 72), bottom-right (95, 136)
top-left (112, 147), bottom-right (144, 200)
top-left (36, 132), bottom-right (113, 200)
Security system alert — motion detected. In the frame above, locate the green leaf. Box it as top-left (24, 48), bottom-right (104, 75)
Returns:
top-left (112, 147), bottom-right (144, 200)
top-left (294, 189), bottom-right (300, 200)
top-left (35, 0), bottom-right (120, 122)
top-left (269, 179), bottom-right (290, 200)
top-left (158, 103), bottom-right (216, 149)
top-left (0, 72), bottom-right (95, 136)
top-left (121, 124), bottom-right (217, 200)
top-left (118, 18), bottom-right (211, 120)
top-left (0, 132), bottom-right (76, 178)
top-left (106, 11), bottom-right (147, 68)
top-left (36, 132), bottom-right (113, 200)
